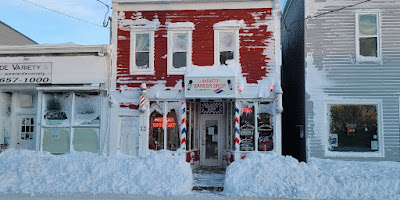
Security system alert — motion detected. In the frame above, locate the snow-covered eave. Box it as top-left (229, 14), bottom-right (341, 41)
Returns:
top-left (113, 0), bottom-right (270, 4)
top-left (0, 44), bottom-right (110, 55)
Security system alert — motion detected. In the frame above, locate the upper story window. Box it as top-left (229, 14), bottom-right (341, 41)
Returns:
top-left (167, 22), bottom-right (194, 75)
top-left (356, 11), bottom-right (381, 62)
top-left (130, 31), bottom-right (155, 74)
top-left (129, 19), bottom-right (158, 75)
top-left (214, 20), bottom-right (242, 65)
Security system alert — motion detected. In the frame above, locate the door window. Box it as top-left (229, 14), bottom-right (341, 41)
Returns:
top-left (205, 119), bottom-right (219, 159)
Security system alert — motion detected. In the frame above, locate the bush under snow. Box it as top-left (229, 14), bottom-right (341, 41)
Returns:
top-left (0, 149), bottom-right (192, 195)
top-left (224, 153), bottom-right (400, 199)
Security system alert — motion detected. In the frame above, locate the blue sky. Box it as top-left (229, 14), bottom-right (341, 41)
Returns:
top-left (1, 0), bottom-right (112, 45)
top-left (1, 0), bottom-right (286, 45)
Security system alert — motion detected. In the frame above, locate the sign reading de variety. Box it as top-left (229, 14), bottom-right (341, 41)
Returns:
top-left (185, 77), bottom-right (236, 98)
top-left (0, 63), bottom-right (52, 84)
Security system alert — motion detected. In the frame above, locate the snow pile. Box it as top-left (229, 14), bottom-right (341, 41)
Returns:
top-left (0, 149), bottom-right (192, 195)
top-left (224, 153), bottom-right (400, 199)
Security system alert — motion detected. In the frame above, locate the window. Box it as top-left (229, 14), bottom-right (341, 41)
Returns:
top-left (239, 101), bottom-right (255, 151)
top-left (219, 32), bottom-right (236, 65)
top-left (0, 92), bottom-right (12, 151)
top-left (130, 31), bottom-right (155, 74)
top-left (257, 102), bottom-right (274, 151)
top-left (167, 22), bottom-right (193, 74)
top-left (214, 21), bottom-right (241, 65)
top-left (327, 103), bottom-right (381, 154)
top-left (356, 12), bottom-right (380, 62)
top-left (42, 92), bottom-right (101, 154)
top-left (149, 101), bottom-right (183, 151)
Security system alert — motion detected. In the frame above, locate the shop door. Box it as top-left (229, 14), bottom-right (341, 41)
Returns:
top-left (200, 116), bottom-right (222, 166)
top-left (17, 115), bottom-right (36, 150)
top-left (119, 116), bottom-right (139, 155)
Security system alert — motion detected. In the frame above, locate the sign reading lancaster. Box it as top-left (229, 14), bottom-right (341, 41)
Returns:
top-left (185, 77), bottom-right (236, 98)
top-left (0, 63), bottom-right (52, 84)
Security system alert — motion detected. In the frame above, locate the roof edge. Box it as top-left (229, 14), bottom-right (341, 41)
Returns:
top-left (0, 21), bottom-right (37, 45)
top-left (0, 44), bottom-right (110, 55)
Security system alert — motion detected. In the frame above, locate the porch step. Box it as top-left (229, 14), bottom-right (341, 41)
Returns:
top-left (192, 166), bottom-right (226, 192)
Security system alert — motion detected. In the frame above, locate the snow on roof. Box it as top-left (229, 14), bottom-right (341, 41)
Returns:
top-left (0, 44), bottom-right (110, 55)
top-left (113, 0), bottom-right (268, 4)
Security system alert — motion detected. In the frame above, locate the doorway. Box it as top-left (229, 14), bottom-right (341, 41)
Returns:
top-left (17, 115), bottom-right (36, 150)
top-left (200, 115), bottom-right (223, 166)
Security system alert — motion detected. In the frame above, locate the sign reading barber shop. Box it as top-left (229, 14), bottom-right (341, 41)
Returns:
top-left (0, 63), bottom-right (52, 84)
top-left (185, 77), bottom-right (236, 98)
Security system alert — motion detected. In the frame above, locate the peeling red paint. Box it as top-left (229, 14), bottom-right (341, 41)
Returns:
top-left (116, 8), bottom-right (274, 91)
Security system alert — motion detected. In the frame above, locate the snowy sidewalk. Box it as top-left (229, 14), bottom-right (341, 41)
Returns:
top-left (0, 192), bottom-right (290, 200)
top-left (1, 149), bottom-right (400, 199)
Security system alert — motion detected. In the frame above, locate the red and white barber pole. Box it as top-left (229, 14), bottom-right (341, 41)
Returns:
top-left (139, 83), bottom-right (147, 113)
top-left (180, 101), bottom-right (187, 151)
top-left (235, 101), bottom-right (241, 151)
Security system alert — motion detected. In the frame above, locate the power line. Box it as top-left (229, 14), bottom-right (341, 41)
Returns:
top-left (95, 0), bottom-right (111, 27)
top-left (21, 0), bottom-right (106, 28)
top-left (282, 0), bottom-right (372, 31)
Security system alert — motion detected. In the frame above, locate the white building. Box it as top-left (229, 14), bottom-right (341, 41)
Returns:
top-left (0, 44), bottom-right (111, 155)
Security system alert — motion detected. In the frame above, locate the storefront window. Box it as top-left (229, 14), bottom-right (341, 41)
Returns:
top-left (167, 109), bottom-right (179, 151)
top-left (258, 102), bottom-right (274, 151)
top-left (42, 92), bottom-right (101, 154)
top-left (0, 92), bottom-right (12, 151)
top-left (149, 101), bottom-right (182, 151)
top-left (328, 104), bottom-right (379, 152)
top-left (149, 101), bottom-right (165, 150)
top-left (43, 127), bottom-right (70, 154)
top-left (44, 93), bottom-right (70, 124)
top-left (239, 101), bottom-right (255, 151)
top-left (74, 93), bottom-right (100, 125)
top-left (73, 128), bottom-right (99, 153)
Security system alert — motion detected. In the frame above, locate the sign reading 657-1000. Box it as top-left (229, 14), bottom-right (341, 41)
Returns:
top-left (0, 63), bottom-right (52, 84)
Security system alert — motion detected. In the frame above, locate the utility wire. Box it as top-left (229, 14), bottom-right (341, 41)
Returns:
top-left (282, 0), bottom-right (372, 31)
top-left (95, 0), bottom-right (111, 27)
top-left (21, 0), bottom-right (106, 28)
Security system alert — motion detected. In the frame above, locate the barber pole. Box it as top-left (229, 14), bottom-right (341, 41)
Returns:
top-left (235, 102), bottom-right (240, 151)
top-left (180, 101), bottom-right (187, 150)
top-left (139, 93), bottom-right (146, 112)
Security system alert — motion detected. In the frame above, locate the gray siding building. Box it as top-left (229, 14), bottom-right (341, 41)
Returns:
top-left (0, 21), bottom-right (36, 45)
top-left (282, 0), bottom-right (400, 161)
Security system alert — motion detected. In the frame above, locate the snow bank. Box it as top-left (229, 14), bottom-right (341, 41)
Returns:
top-left (224, 153), bottom-right (400, 199)
top-left (0, 149), bottom-right (192, 195)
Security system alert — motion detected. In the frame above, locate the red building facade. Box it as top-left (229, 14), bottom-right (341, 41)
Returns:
top-left (110, 0), bottom-right (282, 168)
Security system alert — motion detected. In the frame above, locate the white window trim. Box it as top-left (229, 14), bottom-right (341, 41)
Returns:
top-left (167, 22), bottom-right (194, 75)
top-left (355, 11), bottom-right (382, 63)
top-left (324, 100), bottom-right (384, 158)
top-left (214, 21), bottom-right (241, 66)
top-left (130, 30), bottom-right (155, 75)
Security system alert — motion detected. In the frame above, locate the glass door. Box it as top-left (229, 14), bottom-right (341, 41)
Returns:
top-left (17, 115), bottom-right (36, 150)
top-left (200, 116), bottom-right (222, 166)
